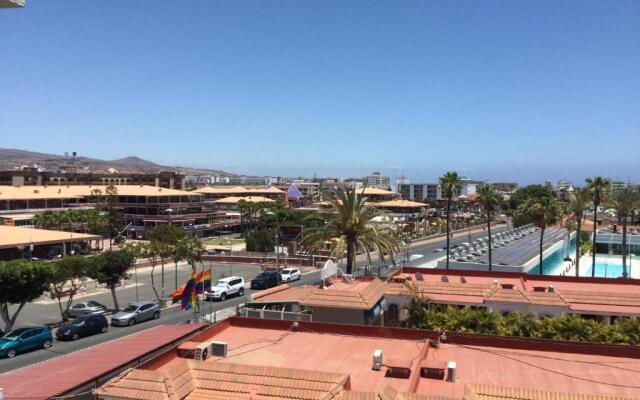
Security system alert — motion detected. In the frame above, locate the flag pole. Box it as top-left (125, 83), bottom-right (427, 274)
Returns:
top-left (209, 265), bottom-right (213, 322)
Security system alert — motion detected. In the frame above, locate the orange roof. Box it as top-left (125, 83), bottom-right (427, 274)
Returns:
top-left (389, 273), bottom-right (640, 315)
top-left (96, 359), bottom-right (350, 400)
top-left (0, 184), bottom-right (198, 200)
top-left (0, 225), bottom-right (101, 249)
top-left (358, 187), bottom-right (397, 196)
top-left (131, 319), bottom-right (640, 399)
top-left (373, 200), bottom-right (428, 209)
top-left (253, 279), bottom-right (387, 310)
top-left (195, 186), bottom-right (284, 195)
top-left (211, 196), bottom-right (276, 204)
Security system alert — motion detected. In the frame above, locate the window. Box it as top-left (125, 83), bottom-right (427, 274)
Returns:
top-left (140, 304), bottom-right (153, 311)
top-left (87, 301), bottom-right (100, 307)
top-left (73, 304), bottom-right (85, 309)
top-left (387, 304), bottom-right (399, 321)
top-left (231, 279), bottom-right (242, 286)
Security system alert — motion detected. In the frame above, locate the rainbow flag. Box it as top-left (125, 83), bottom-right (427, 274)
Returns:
top-left (171, 269), bottom-right (212, 304)
top-left (195, 269), bottom-right (212, 293)
top-left (181, 267), bottom-right (198, 311)
top-left (171, 284), bottom-right (185, 304)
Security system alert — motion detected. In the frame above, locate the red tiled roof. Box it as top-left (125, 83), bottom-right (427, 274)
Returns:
top-left (97, 359), bottom-right (350, 400)
top-left (464, 383), bottom-right (637, 400)
top-left (0, 324), bottom-right (204, 400)
top-left (253, 279), bottom-right (387, 310)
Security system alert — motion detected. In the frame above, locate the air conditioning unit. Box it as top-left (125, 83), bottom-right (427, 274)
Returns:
top-left (372, 349), bottom-right (383, 371)
top-left (194, 342), bottom-right (211, 361)
top-left (211, 341), bottom-right (228, 357)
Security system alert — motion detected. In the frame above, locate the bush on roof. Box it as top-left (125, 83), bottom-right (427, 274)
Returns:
top-left (401, 301), bottom-right (640, 345)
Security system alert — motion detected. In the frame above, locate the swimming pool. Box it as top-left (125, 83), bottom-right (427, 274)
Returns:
top-left (528, 236), bottom-right (576, 275)
top-left (579, 260), bottom-right (634, 278)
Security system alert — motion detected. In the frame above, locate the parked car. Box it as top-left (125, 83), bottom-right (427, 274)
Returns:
top-left (56, 314), bottom-right (108, 341)
top-left (251, 271), bottom-right (281, 290)
top-left (111, 301), bottom-right (160, 327)
top-left (0, 326), bottom-right (53, 359)
top-left (280, 268), bottom-right (301, 283)
top-left (68, 301), bottom-right (108, 318)
top-left (204, 276), bottom-right (245, 301)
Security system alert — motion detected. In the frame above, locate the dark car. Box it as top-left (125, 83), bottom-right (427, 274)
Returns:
top-left (56, 314), bottom-right (108, 341)
top-left (251, 271), bottom-right (281, 290)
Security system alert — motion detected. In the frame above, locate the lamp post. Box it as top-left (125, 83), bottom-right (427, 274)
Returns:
top-left (266, 210), bottom-right (280, 274)
top-left (161, 208), bottom-right (174, 305)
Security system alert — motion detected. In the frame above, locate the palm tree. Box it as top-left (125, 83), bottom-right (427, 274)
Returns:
top-left (568, 189), bottom-right (591, 277)
top-left (609, 187), bottom-right (640, 278)
top-left (299, 187), bottom-right (399, 274)
top-left (439, 172), bottom-right (461, 269)
top-left (476, 186), bottom-right (499, 271)
top-left (586, 176), bottom-right (610, 277)
top-left (519, 196), bottom-right (561, 274)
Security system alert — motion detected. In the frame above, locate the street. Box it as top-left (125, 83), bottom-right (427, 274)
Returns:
top-left (0, 266), bottom-right (322, 374)
top-left (0, 226), bottom-right (505, 374)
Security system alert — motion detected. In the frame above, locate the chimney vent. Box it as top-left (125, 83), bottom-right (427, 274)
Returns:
top-left (447, 361), bottom-right (457, 382)
top-left (372, 349), bottom-right (383, 371)
top-left (548, 285), bottom-right (555, 292)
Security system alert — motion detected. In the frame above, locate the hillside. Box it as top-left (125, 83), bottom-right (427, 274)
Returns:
top-left (0, 148), bottom-right (234, 176)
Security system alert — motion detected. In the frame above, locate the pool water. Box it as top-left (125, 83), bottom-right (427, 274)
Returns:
top-left (528, 236), bottom-right (634, 277)
top-left (528, 236), bottom-right (576, 275)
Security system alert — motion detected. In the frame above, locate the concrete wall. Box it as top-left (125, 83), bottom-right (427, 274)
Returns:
top-left (312, 307), bottom-right (365, 325)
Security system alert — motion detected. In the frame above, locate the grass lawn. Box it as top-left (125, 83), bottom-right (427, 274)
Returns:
top-left (204, 238), bottom-right (246, 246)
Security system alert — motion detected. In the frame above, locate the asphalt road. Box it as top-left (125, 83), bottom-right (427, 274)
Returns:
top-left (0, 269), bottom-right (322, 374)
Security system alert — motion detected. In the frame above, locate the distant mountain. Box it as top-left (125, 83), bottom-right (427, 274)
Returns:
top-left (0, 148), bottom-right (235, 177)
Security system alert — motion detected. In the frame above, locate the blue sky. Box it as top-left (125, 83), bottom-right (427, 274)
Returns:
top-left (1, 1), bottom-right (638, 184)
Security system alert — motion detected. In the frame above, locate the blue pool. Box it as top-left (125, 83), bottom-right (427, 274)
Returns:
top-left (528, 236), bottom-right (634, 277)
top-left (528, 236), bottom-right (576, 275)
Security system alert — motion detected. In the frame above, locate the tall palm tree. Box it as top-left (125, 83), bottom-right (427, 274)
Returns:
top-left (586, 176), bottom-right (610, 277)
top-left (609, 187), bottom-right (640, 278)
top-left (299, 187), bottom-right (399, 274)
top-left (439, 172), bottom-right (461, 269)
top-left (476, 186), bottom-right (499, 271)
top-left (519, 196), bottom-right (561, 275)
top-left (568, 189), bottom-right (591, 277)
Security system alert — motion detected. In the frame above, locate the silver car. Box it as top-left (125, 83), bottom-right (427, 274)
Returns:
top-left (110, 301), bottom-right (160, 327)
top-left (68, 301), bottom-right (108, 318)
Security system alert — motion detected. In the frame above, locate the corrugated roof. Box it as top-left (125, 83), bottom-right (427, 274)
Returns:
top-left (0, 225), bottom-right (101, 249)
top-left (0, 184), bottom-right (199, 200)
top-left (0, 324), bottom-right (204, 400)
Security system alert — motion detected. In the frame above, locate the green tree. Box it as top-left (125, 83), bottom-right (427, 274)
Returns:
top-left (609, 187), bottom-right (640, 278)
top-left (519, 196), bottom-right (561, 274)
top-left (49, 256), bottom-right (92, 321)
top-left (150, 224), bottom-right (186, 302)
top-left (586, 176), bottom-right (610, 277)
top-left (476, 186), bottom-right (499, 271)
top-left (245, 229), bottom-right (275, 252)
top-left (568, 189), bottom-right (591, 276)
top-left (401, 283), bottom-right (430, 329)
top-left (439, 171), bottom-right (461, 269)
top-left (0, 260), bottom-right (53, 332)
top-left (299, 187), bottom-right (399, 274)
top-left (508, 185), bottom-right (556, 227)
top-left (88, 250), bottom-right (134, 311)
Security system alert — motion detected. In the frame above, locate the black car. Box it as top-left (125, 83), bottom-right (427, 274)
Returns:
top-left (251, 271), bottom-right (281, 289)
top-left (56, 314), bottom-right (108, 341)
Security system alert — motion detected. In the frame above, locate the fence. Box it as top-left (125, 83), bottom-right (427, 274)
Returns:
top-left (240, 307), bottom-right (312, 322)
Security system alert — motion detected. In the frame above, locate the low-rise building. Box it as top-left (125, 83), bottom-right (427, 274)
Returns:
top-left (364, 171), bottom-right (391, 190)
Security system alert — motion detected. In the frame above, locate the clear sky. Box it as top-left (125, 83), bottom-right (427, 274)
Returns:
top-left (1, 1), bottom-right (638, 184)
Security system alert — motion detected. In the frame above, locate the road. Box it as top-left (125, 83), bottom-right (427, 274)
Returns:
top-left (0, 268), bottom-right (322, 374)
top-left (0, 226), bottom-right (507, 373)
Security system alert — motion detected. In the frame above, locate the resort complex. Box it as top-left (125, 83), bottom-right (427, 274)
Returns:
top-left (2, 1), bottom-right (639, 399)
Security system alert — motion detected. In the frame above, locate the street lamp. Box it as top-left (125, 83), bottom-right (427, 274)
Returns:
top-left (266, 211), bottom-right (280, 274)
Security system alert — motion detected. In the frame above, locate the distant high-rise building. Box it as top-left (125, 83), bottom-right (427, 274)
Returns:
top-left (364, 172), bottom-right (391, 190)
top-left (610, 179), bottom-right (625, 194)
